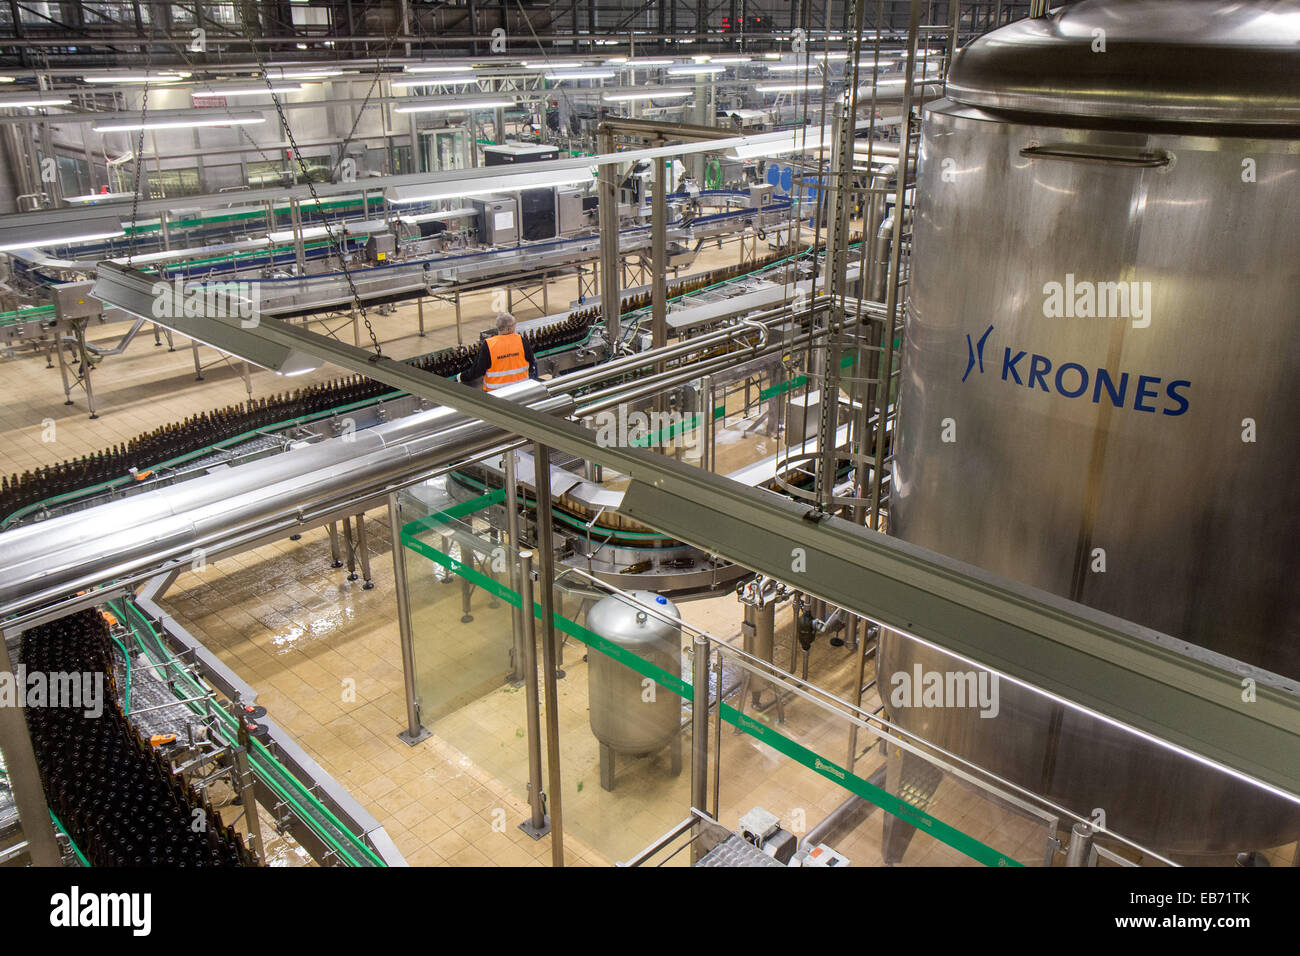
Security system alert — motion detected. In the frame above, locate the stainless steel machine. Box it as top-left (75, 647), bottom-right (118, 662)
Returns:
top-left (881, 0), bottom-right (1300, 858)
top-left (585, 591), bottom-right (684, 791)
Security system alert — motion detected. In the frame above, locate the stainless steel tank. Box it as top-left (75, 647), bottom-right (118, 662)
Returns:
top-left (585, 591), bottom-right (684, 791)
top-left (881, 0), bottom-right (1300, 857)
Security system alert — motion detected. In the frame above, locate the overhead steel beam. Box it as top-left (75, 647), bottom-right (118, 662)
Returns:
top-left (87, 270), bottom-right (1300, 803)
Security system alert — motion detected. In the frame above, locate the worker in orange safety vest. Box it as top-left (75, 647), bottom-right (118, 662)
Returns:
top-left (464, 312), bottom-right (538, 391)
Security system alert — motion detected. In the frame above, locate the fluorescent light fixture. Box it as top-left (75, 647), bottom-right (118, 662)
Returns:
top-left (385, 167), bottom-right (594, 204)
top-left (814, 52), bottom-right (850, 61)
top-left (0, 95), bottom-right (72, 108)
top-left (92, 262), bottom-right (319, 376)
top-left (267, 225), bottom-right (330, 243)
top-left (394, 97), bottom-right (513, 114)
top-left (545, 69), bottom-right (616, 81)
top-left (92, 113), bottom-right (266, 132)
top-left (0, 212), bottom-right (124, 252)
top-left (667, 64), bottom-right (725, 76)
top-left (405, 64), bottom-right (480, 73)
top-left (766, 62), bottom-right (821, 73)
top-left (523, 60), bottom-right (585, 70)
top-left (0, 230), bottom-right (123, 253)
top-left (763, 53), bottom-right (782, 60)
top-left (708, 56), bottom-right (751, 64)
top-left (602, 88), bottom-right (693, 103)
top-left (63, 191), bottom-right (135, 204)
top-left (267, 68), bottom-right (344, 79)
top-left (756, 83), bottom-right (820, 93)
top-left (604, 57), bottom-right (629, 65)
top-left (728, 125), bottom-right (833, 160)
top-left (0, 76), bottom-right (14, 83)
top-left (82, 71), bottom-right (190, 84)
top-left (621, 58), bottom-right (675, 67)
top-left (391, 76), bottom-right (477, 90)
top-left (192, 84), bottom-right (306, 97)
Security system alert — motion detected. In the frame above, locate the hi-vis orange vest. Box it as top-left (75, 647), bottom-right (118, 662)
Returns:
top-left (483, 332), bottom-right (530, 391)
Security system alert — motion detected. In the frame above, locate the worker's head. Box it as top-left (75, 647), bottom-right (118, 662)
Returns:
top-left (495, 312), bottom-right (517, 335)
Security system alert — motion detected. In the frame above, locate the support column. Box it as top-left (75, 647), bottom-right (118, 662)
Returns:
top-left (533, 441), bottom-right (565, 866)
top-left (651, 144), bottom-right (668, 412)
top-left (597, 126), bottom-right (621, 346)
top-left (354, 512), bottom-right (374, 589)
top-left (1066, 821), bottom-right (1097, 866)
top-left (504, 451), bottom-right (526, 684)
top-left (517, 548), bottom-right (550, 838)
top-left (388, 493), bottom-right (431, 745)
top-left (690, 634), bottom-right (710, 863)
top-left (0, 628), bottom-right (62, 865)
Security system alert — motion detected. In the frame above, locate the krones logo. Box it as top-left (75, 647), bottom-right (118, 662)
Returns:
top-left (962, 324), bottom-right (1190, 416)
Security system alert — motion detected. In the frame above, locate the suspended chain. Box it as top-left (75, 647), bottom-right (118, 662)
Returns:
top-left (125, 25), bottom-right (156, 266)
top-left (813, 0), bottom-right (868, 512)
top-left (236, 8), bottom-right (403, 359)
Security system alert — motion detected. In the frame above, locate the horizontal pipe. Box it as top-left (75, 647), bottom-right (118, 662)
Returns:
top-left (0, 380), bottom-right (565, 616)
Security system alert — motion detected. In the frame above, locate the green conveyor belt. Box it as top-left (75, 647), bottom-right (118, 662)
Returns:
top-left (109, 597), bottom-right (387, 867)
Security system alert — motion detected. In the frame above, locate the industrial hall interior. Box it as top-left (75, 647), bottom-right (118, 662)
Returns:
top-left (0, 0), bottom-right (1297, 876)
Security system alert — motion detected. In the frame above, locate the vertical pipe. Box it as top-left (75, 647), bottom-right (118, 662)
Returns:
top-left (597, 126), bottom-right (620, 345)
top-left (1065, 821), bottom-right (1097, 866)
top-left (388, 493), bottom-right (429, 745)
top-left (532, 441), bottom-right (565, 866)
top-left (690, 634), bottom-right (710, 863)
top-left (354, 512), bottom-right (374, 588)
top-left (342, 516), bottom-right (357, 580)
top-left (228, 696), bottom-right (266, 862)
top-left (0, 627), bottom-right (62, 865)
top-left (710, 647), bottom-right (723, 818)
top-left (327, 520), bottom-right (343, 567)
top-left (504, 450), bottom-right (526, 683)
top-left (651, 148), bottom-right (668, 381)
top-left (75, 322), bottom-right (98, 419)
top-left (868, 0), bottom-right (924, 528)
top-left (701, 374), bottom-right (715, 472)
top-left (845, 620), bottom-right (869, 771)
top-left (517, 548), bottom-right (549, 835)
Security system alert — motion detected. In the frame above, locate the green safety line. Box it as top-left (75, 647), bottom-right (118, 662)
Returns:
top-left (436, 474), bottom-right (670, 543)
top-left (117, 599), bottom-right (384, 867)
top-left (155, 236), bottom-right (365, 273)
top-left (120, 599), bottom-right (375, 867)
top-left (398, 506), bottom-right (1022, 868)
top-left (624, 352), bottom-right (859, 449)
top-left (120, 600), bottom-right (377, 867)
top-left (102, 600), bottom-right (133, 715)
top-left (49, 810), bottom-right (91, 866)
top-left (0, 305), bottom-right (55, 326)
top-left (123, 194), bottom-right (385, 236)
